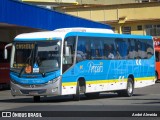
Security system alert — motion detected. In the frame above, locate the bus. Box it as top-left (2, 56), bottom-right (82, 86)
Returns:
top-left (0, 42), bottom-right (10, 89)
top-left (154, 37), bottom-right (160, 82)
top-left (5, 28), bottom-right (155, 102)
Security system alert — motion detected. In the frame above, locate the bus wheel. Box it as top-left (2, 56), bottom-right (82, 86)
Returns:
top-left (33, 96), bottom-right (40, 102)
top-left (117, 78), bottom-right (134, 97)
top-left (73, 81), bottom-right (80, 101)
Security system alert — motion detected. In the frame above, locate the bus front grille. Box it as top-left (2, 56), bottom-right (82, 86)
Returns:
top-left (20, 89), bottom-right (46, 95)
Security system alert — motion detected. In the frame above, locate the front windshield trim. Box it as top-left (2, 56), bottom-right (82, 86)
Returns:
top-left (11, 40), bottom-right (62, 75)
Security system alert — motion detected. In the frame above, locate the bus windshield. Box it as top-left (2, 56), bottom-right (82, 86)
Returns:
top-left (11, 40), bottom-right (61, 75)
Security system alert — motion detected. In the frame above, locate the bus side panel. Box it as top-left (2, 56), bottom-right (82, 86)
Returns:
top-left (134, 57), bottom-right (155, 88)
top-left (61, 57), bottom-right (155, 95)
top-left (61, 60), bottom-right (128, 95)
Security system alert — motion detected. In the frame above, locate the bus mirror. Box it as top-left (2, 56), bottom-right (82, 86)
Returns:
top-left (4, 43), bottom-right (12, 59)
top-left (4, 49), bottom-right (8, 59)
top-left (65, 47), bottom-right (70, 56)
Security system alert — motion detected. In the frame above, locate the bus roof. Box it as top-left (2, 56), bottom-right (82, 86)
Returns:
top-left (14, 27), bottom-right (152, 41)
top-left (14, 28), bottom-right (114, 41)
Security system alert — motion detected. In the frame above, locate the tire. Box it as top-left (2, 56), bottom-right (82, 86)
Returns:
top-left (117, 78), bottom-right (134, 97)
top-left (33, 96), bottom-right (40, 102)
top-left (85, 92), bottom-right (99, 99)
top-left (73, 81), bottom-right (80, 101)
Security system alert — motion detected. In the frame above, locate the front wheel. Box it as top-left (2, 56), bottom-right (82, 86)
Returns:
top-left (73, 81), bottom-right (80, 101)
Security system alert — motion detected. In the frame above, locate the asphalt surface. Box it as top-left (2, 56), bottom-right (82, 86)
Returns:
top-left (0, 82), bottom-right (160, 119)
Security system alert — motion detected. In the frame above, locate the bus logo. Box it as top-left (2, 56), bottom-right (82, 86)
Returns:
top-left (88, 62), bottom-right (103, 73)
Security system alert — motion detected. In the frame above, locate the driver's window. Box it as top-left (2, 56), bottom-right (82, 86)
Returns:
top-left (62, 36), bottom-right (76, 73)
top-left (77, 36), bottom-right (91, 62)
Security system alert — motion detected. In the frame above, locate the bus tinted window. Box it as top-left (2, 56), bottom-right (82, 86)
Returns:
top-left (91, 38), bottom-right (104, 60)
top-left (128, 39), bottom-right (136, 59)
top-left (146, 40), bottom-right (154, 59)
top-left (115, 38), bottom-right (128, 59)
top-left (77, 37), bottom-right (91, 61)
top-left (136, 40), bottom-right (147, 59)
top-left (77, 36), bottom-right (153, 61)
top-left (103, 38), bottom-right (115, 59)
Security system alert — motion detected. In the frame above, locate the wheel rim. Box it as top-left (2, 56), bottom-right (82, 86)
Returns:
top-left (128, 82), bottom-right (133, 94)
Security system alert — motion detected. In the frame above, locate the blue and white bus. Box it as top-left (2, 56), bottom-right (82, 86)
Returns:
top-left (5, 28), bottom-right (155, 102)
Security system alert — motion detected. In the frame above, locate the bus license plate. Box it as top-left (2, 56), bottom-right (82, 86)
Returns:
top-left (29, 91), bottom-right (38, 95)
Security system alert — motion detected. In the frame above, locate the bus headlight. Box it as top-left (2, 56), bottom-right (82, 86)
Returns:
top-left (46, 76), bottom-right (61, 84)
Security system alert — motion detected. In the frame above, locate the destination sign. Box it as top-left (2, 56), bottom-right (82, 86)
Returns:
top-left (16, 43), bottom-right (34, 49)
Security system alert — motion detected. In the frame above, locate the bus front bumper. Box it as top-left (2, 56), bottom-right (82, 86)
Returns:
top-left (10, 77), bottom-right (61, 96)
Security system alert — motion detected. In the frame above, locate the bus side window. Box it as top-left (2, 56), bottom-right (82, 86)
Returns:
top-left (76, 37), bottom-right (91, 62)
top-left (116, 38), bottom-right (128, 59)
top-left (146, 41), bottom-right (154, 59)
top-left (128, 39), bottom-right (134, 59)
top-left (137, 40), bottom-right (147, 59)
top-left (140, 40), bottom-right (147, 59)
top-left (95, 39), bottom-right (103, 60)
top-left (103, 38), bottom-right (115, 60)
top-left (91, 40), bottom-right (95, 59)
top-left (90, 38), bottom-right (104, 60)
top-left (137, 41), bottom-right (142, 59)
top-left (85, 42), bottom-right (91, 60)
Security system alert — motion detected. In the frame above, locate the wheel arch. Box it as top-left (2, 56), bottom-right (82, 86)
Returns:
top-left (76, 77), bottom-right (86, 92)
top-left (77, 77), bottom-right (86, 86)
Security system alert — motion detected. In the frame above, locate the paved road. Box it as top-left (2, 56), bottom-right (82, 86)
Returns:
top-left (0, 82), bottom-right (160, 119)
top-left (0, 82), bottom-right (160, 110)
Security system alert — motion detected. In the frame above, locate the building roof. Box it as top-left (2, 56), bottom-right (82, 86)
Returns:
top-left (0, 0), bottom-right (111, 30)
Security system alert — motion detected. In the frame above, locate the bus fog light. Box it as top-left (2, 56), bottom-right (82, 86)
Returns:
top-left (52, 87), bottom-right (58, 92)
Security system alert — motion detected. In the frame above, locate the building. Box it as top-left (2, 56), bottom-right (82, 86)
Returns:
top-left (58, 1), bottom-right (160, 36)
top-left (22, 0), bottom-right (160, 37)
top-left (0, 0), bottom-right (110, 43)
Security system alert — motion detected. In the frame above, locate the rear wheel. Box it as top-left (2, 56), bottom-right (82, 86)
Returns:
top-left (117, 78), bottom-right (134, 97)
